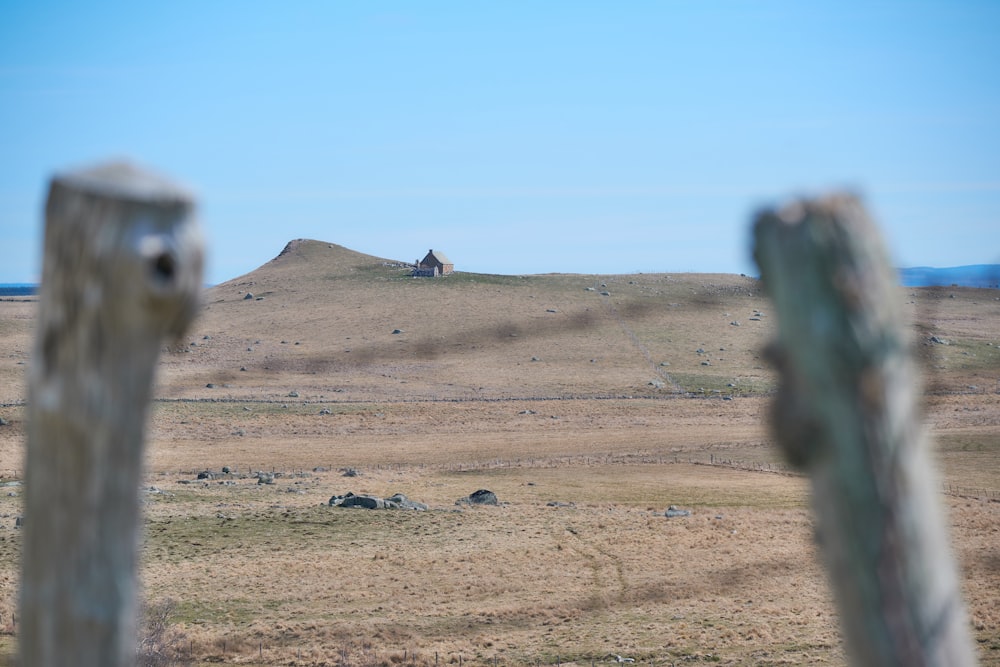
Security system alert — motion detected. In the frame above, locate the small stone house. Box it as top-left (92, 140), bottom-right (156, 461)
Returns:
top-left (414, 249), bottom-right (454, 276)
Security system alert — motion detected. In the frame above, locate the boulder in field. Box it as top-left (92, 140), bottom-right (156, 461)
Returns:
top-left (385, 493), bottom-right (428, 511)
top-left (457, 489), bottom-right (498, 506)
top-left (665, 505), bottom-right (691, 518)
top-left (328, 491), bottom-right (427, 510)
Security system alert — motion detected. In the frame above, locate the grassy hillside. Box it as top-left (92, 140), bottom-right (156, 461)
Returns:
top-left (152, 239), bottom-right (1000, 405)
top-left (0, 239), bottom-right (998, 664)
top-left (158, 239), bottom-right (776, 402)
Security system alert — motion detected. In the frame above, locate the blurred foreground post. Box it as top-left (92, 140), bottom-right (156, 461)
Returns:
top-left (22, 162), bottom-right (203, 667)
top-left (753, 194), bottom-right (975, 666)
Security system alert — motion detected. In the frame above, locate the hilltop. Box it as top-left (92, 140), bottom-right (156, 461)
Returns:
top-left (157, 239), bottom-right (775, 403)
top-left (149, 239), bottom-right (1000, 405)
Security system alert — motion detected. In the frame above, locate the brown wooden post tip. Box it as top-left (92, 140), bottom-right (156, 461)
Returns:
top-left (22, 161), bottom-right (203, 667)
top-left (752, 193), bottom-right (976, 666)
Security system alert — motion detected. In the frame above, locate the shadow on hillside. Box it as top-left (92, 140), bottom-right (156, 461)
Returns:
top-left (267, 300), bottom-right (661, 374)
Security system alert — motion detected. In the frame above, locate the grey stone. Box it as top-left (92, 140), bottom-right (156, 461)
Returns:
top-left (457, 489), bottom-right (498, 506)
top-left (385, 493), bottom-right (428, 511)
top-left (339, 494), bottom-right (383, 509)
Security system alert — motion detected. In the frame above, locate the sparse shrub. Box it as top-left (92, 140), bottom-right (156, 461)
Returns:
top-left (136, 598), bottom-right (190, 667)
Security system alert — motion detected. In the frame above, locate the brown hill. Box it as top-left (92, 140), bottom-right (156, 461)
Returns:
top-left (154, 238), bottom-right (1000, 405)
top-left (157, 239), bottom-right (777, 402)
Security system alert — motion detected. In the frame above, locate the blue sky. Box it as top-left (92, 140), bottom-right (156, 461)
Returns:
top-left (1, 1), bottom-right (998, 285)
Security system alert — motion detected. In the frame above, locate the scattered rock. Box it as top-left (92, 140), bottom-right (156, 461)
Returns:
top-left (288, 391), bottom-right (299, 397)
top-left (457, 489), bottom-right (498, 506)
top-left (328, 492), bottom-right (427, 510)
top-left (319, 408), bottom-right (332, 415)
top-left (205, 383), bottom-right (215, 389)
top-left (665, 505), bottom-right (691, 518)
top-left (546, 309), bottom-right (558, 313)
top-left (392, 329), bottom-right (404, 334)
top-left (333, 493), bottom-right (383, 509)
top-left (341, 467), bottom-right (359, 477)
top-left (257, 472), bottom-right (275, 485)
top-left (244, 293), bottom-right (254, 300)
top-left (929, 336), bottom-right (948, 345)
top-left (196, 471), bottom-right (214, 480)
top-left (385, 493), bottom-right (428, 511)
top-left (0, 417), bottom-right (7, 426)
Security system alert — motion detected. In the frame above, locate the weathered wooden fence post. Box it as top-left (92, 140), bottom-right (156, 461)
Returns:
top-left (21, 161), bottom-right (203, 667)
top-left (753, 194), bottom-right (976, 666)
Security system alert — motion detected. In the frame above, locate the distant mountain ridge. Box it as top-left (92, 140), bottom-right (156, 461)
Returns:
top-left (0, 284), bottom-right (37, 297)
top-left (898, 265), bottom-right (1000, 288)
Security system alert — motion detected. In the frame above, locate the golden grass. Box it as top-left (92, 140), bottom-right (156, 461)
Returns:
top-left (0, 241), bottom-right (998, 664)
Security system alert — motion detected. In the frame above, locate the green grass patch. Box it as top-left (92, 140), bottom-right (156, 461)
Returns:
top-left (668, 372), bottom-right (774, 395)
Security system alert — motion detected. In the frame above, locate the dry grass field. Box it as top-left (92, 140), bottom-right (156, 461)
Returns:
top-left (0, 239), bottom-right (998, 665)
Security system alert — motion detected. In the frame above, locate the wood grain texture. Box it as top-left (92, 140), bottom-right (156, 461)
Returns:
top-left (753, 194), bottom-right (976, 666)
top-left (21, 161), bottom-right (203, 667)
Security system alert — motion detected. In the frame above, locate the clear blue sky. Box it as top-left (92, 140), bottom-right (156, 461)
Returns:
top-left (2, 1), bottom-right (998, 285)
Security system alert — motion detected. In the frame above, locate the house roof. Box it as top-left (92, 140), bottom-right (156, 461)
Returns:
top-left (424, 249), bottom-right (452, 265)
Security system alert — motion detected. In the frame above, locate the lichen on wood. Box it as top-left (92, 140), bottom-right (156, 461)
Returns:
top-left (753, 194), bottom-right (976, 666)
top-left (21, 161), bottom-right (203, 667)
